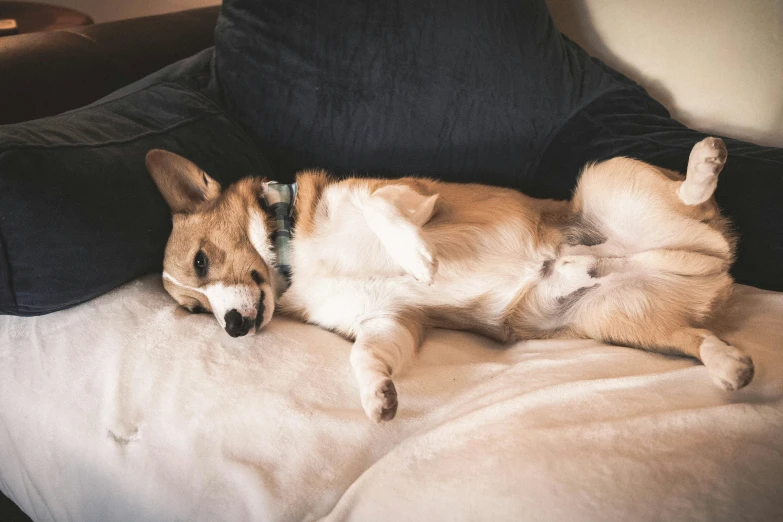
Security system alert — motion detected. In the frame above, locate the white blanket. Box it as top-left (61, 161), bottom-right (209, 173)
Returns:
top-left (1, 275), bottom-right (782, 521)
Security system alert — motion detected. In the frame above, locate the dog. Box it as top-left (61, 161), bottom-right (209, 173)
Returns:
top-left (146, 137), bottom-right (754, 422)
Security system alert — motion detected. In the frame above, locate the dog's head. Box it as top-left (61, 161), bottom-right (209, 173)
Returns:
top-left (145, 150), bottom-right (278, 337)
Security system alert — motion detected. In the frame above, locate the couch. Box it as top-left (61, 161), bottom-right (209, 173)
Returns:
top-left (1, 2), bottom-right (782, 521)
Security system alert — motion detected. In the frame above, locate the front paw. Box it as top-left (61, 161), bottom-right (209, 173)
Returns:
top-left (386, 227), bottom-right (438, 284)
top-left (361, 379), bottom-right (398, 422)
top-left (403, 239), bottom-right (438, 285)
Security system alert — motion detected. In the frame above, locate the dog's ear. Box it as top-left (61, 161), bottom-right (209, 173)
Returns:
top-left (145, 149), bottom-right (222, 214)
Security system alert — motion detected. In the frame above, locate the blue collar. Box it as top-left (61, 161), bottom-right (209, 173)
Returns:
top-left (262, 182), bottom-right (297, 282)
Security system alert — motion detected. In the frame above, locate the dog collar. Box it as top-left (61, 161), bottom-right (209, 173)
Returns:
top-left (262, 181), bottom-right (297, 282)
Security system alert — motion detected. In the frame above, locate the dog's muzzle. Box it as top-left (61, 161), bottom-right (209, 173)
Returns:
top-left (224, 292), bottom-right (267, 337)
top-left (224, 309), bottom-right (254, 337)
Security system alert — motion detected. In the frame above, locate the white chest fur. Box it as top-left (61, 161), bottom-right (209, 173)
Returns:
top-left (279, 182), bottom-right (543, 338)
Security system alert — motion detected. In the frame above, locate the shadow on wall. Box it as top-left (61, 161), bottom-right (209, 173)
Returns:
top-left (546, 0), bottom-right (783, 148)
top-left (547, 0), bottom-right (676, 110)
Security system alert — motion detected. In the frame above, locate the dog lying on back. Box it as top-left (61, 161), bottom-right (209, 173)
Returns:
top-left (146, 137), bottom-right (753, 422)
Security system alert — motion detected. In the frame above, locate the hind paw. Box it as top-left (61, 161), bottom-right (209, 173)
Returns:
top-left (680, 137), bottom-right (727, 205)
top-left (700, 336), bottom-right (754, 391)
top-left (690, 137), bottom-right (727, 174)
top-left (361, 379), bottom-right (398, 422)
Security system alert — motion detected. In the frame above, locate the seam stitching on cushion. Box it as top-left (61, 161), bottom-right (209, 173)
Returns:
top-left (78, 72), bottom-right (212, 108)
top-left (83, 78), bottom-right (209, 109)
top-left (0, 81), bottom-right (224, 153)
top-left (88, 76), bottom-right (212, 109)
top-left (0, 108), bottom-right (224, 154)
top-left (582, 111), bottom-right (783, 167)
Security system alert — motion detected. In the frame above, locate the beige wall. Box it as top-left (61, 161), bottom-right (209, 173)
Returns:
top-left (548, 0), bottom-right (783, 147)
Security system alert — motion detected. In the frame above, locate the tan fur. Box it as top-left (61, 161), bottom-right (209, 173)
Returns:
top-left (292, 170), bottom-right (332, 238)
top-left (148, 137), bottom-right (754, 422)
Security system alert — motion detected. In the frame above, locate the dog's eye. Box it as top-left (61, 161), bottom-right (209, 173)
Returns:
top-left (194, 250), bottom-right (209, 277)
top-left (189, 305), bottom-right (207, 314)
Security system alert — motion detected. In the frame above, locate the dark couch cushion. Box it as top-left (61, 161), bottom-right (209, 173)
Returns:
top-left (214, 0), bottom-right (782, 291)
top-left (214, 0), bottom-right (630, 182)
top-left (0, 50), bottom-right (271, 316)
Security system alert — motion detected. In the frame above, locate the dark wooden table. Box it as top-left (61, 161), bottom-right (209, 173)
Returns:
top-left (0, 1), bottom-right (93, 36)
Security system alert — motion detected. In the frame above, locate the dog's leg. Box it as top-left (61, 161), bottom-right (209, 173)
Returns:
top-left (350, 314), bottom-right (423, 422)
top-left (667, 328), bottom-right (754, 391)
top-left (363, 185), bottom-right (439, 284)
top-left (627, 249), bottom-right (730, 276)
top-left (678, 137), bottom-right (727, 205)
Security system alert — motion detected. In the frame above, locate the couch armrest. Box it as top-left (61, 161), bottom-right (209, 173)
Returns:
top-left (0, 6), bottom-right (220, 125)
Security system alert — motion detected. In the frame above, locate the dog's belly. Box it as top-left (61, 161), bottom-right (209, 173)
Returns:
top-left (282, 183), bottom-right (555, 338)
top-left (280, 254), bottom-right (541, 341)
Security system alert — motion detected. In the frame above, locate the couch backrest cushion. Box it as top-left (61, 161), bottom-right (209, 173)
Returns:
top-left (0, 50), bottom-right (272, 316)
top-left (213, 0), bottom-right (630, 185)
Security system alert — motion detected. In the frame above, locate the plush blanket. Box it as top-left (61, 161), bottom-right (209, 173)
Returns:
top-left (1, 275), bottom-right (782, 521)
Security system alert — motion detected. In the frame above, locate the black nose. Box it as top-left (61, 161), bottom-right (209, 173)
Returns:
top-left (224, 309), bottom-right (252, 337)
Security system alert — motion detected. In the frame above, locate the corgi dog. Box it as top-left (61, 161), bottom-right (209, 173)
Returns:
top-left (146, 137), bottom-right (753, 422)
